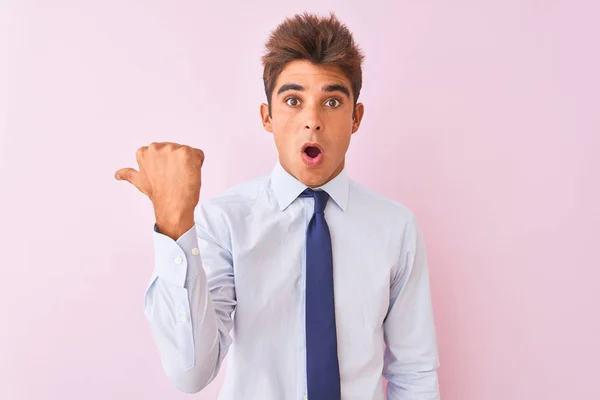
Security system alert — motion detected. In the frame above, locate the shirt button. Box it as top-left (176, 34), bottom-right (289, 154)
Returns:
top-left (179, 313), bottom-right (187, 322)
top-left (174, 256), bottom-right (183, 264)
top-left (303, 394), bottom-right (308, 400)
top-left (192, 247), bottom-right (199, 256)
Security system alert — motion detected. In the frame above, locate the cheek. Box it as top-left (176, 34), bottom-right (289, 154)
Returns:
top-left (272, 115), bottom-right (301, 148)
top-left (272, 127), bottom-right (298, 155)
top-left (330, 136), bottom-right (351, 156)
top-left (277, 111), bottom-right (300, 133)
top-left (326, 119), bottom-right (353, 147)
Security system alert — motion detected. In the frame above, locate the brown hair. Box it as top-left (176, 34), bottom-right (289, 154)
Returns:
top-left (262, 11), bottom-right (365, 117)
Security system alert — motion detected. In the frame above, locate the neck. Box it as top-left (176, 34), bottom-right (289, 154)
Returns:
top-left (315, 159), bottom-right (345, 188)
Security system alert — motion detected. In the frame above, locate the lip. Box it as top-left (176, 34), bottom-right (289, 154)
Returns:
top-left (302, 151), bottom-right (324, 167)
top-left (301, 142), bottom-right (325, 167)
top-left (301, 142), bottom-right (325, 154)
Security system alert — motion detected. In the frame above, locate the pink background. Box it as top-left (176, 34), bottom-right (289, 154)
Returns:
top-left (2, 1), bottom-right (599, 399)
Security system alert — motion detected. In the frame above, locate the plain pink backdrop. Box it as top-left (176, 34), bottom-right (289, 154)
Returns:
top-left (1, 1), bottom-right (599, 399)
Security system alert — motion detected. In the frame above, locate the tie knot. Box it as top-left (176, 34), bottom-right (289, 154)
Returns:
top-left (300, 188), bottom-right (330, 214)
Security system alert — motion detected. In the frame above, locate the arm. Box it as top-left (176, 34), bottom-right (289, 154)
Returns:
top-left (143, 203), bottom-right (235, 393)
top-left (383, 214), bottom-right (441, 399)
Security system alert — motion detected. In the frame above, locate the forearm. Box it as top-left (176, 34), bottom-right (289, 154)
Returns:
top-left (384, 214), bottom-right (441, 399)
top-left (144, 266), bottom-right (224, 393)
top-left (143, 222), bottom-right (233, 393)
top-left (155, 210), bottom-right (195, 241)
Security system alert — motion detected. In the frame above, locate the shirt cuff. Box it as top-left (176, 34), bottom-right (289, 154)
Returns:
top-left (152, 222), bottom-right (200, 287)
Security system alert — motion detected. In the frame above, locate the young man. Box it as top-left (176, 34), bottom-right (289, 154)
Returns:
top-left (115, 12), bottom-right (440, 400)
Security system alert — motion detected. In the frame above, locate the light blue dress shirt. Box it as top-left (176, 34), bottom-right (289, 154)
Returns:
top-left (143, 161), bottom-right (441, 400)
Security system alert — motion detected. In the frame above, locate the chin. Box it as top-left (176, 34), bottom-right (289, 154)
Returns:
top-left (297, 168), bottom-right (328, 187)
top-left (281, 156), bottom-right (333, 187)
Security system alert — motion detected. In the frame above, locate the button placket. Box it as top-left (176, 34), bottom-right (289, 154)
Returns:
top-left (178, 312), bottom-right (188, 323)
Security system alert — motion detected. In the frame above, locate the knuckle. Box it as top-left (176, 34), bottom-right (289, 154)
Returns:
top-left (165, 142), bottom-right (176, 150)
top-left (136, 146), bottom-right (146, 160)
top-left (149, 142), bottom-right (169, 151)
top-left (176, 145), bottom-right (191, 158)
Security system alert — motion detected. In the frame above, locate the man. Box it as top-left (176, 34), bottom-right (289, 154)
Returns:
top-left (115, 11), bottom-right (440, 400)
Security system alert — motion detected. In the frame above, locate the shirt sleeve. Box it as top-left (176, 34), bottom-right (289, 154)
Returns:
top-left (382, 214), bottom-right (441, 399)
top-left (143, 203), bottom-right (236, 394)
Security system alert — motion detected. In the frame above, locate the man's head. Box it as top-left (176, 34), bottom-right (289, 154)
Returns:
top-left (260, 12), bottom-right (365, 188)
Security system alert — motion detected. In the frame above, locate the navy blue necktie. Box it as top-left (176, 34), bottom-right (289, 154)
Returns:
top-left (300, 188), bottom-right (341, 400)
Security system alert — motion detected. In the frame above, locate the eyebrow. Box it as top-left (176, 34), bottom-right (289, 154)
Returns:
top-left (276, 83), bottom-right (351, 99)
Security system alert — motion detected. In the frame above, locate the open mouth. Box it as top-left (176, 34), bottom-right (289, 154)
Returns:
top-left (304, 146), bottom-right (322, 159)
top-left (301, 143), bottom-right (324, 166)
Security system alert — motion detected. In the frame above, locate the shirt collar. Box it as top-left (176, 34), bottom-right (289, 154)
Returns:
top-left (270, 160), bottom-right (349, 212)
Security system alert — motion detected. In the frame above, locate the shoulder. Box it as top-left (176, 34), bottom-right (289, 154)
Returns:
top-left (348, 179), bottom-right (416, 224)
top-left (192, 173), bottom-right (270, 247)
top-left (195, 173), bottom-right (270, 220)
top-left (209, 174), bottom-right (269, 205)
top-left (347, 180), bottom-right (424, 274)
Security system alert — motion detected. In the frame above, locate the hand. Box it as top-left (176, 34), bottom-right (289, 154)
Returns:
top-left (115, 142), bottom-right (205, 239)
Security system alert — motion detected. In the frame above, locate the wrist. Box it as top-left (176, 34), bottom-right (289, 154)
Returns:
top-left (155, 211), bottom-right (195, 241)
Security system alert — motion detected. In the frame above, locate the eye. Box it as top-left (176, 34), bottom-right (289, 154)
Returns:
top-left (325, 98), bottom-right (342, 108)
top-left (285, 97), bottom-right (301, 107)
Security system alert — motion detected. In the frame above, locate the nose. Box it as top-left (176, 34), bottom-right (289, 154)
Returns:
top-left (304, 108), bottom-right (323, 132)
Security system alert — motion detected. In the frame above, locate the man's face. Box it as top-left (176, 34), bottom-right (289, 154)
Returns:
top-left (260, 60), bottom-right (364, 188)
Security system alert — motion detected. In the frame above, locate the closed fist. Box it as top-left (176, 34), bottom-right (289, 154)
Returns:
top-left (115, 142), bottom-right (204, 230)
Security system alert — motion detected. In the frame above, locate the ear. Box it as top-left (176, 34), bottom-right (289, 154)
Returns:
top-left (351, 102), bottom-right (365, 134)
top-left (260, 103), bottom-right (273, 132)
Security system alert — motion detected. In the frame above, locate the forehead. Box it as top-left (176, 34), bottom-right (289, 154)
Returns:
top-left (274, 60), bottom-right (350, 91)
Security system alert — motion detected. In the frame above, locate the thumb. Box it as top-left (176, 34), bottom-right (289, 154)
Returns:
top-left (115, 168), bottom-right (148, 194)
